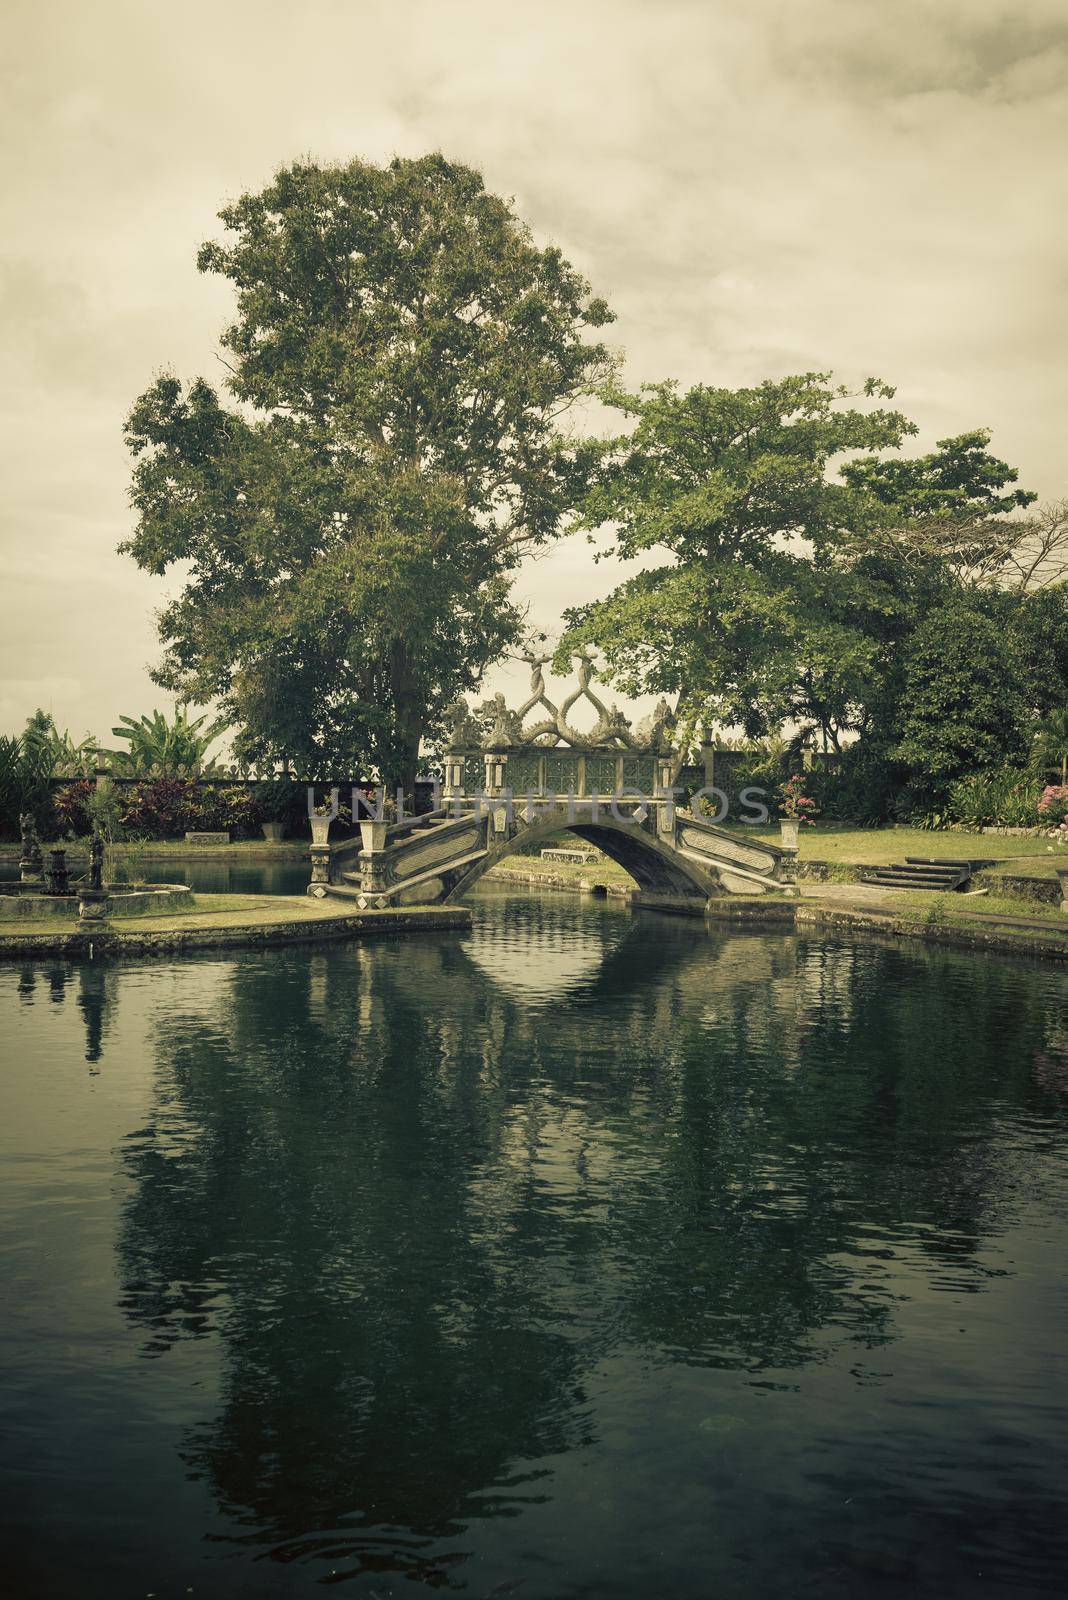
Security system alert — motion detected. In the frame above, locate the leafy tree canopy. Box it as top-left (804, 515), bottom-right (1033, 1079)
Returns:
top-left (556, 373), bottom-right (915, 741)
top-left (123, 154), bottom-right (614, 787)
top-left (558, 374), bottom-right (1048, 768)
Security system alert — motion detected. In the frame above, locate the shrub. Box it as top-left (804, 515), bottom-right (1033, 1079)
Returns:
top-left (119, 777), bottom-right (201, 837)
top-left (252, 776), bottom-right (308, 835)
top-left (1037, 785), bottom-right (1068, 829)
top-left (804, 743), bottom-right (902, 826)
top-left (195, 784), bottom-right (258, 836)
top-left (946, 770), bottom-right (1041, 829)
top-left (893, 601), bottom-right (1031, 812)
top-left (53, 780), bottom-right (94, 835)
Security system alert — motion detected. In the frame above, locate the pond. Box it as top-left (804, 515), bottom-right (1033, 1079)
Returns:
top-left (1, 889), bottom-right (1066, 1598)
top-left (1, 857), bottom-right (311, 896)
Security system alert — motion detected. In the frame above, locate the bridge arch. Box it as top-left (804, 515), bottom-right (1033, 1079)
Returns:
top-left (443, 807), bottom-right (717, 905)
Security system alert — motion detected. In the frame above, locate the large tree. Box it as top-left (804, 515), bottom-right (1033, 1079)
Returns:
top-left (559, 379), bottom-right (1049, 773)
top-left (555, 373), bottom-right (916, 743)
top-left (123, 155), bottom-right (614, 789)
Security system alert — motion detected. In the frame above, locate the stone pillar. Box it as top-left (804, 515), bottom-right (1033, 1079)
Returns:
top-left (699, 742), bottom-right (715, 790)
top-left (359, 847), bottom-right (392, 901)
top-left (653, 755), bottom-right (675, 797)
top-left (778, 848), bottom-right (799, 887)
top-left (78, 887), bottom-right (109, 925)
top-left (483, 752), bottom-right (508, 799)
top-left (442, 752), bottom-right (466, 803)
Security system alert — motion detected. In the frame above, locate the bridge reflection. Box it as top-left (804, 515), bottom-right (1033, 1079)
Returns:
top-left (12, 905), bottom-right (1056, 1590)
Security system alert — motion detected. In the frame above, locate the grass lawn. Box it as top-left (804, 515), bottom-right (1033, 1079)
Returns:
top-left (487, 827), bottom-right (1065, 893)
top-left (718, 822), bottom-right (1061, 866)
top-left (980, 856), bottom-right (1065, 881)
top-left (488, 852), bottom-right (635, 887)
top-left (891, 889), bottom-right (1067, 923)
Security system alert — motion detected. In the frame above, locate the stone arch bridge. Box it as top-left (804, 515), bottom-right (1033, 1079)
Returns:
top-left (308, 653), bottom-right (795, 912)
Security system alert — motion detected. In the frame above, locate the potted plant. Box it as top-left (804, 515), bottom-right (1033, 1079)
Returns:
top-left (310, 798), bottom-right (336, 847)
top-left (309, 790), bottom-right (353, 846)
top-left (359, 791), bottom-right (395, 854)
top-left (778, 774), bottom-right (817, 850)
top-left (255, 777), bottom-right (292, 841)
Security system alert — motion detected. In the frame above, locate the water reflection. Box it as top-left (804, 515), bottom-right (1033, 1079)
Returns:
top-left (15, 960), bottom-right (117, 1064)
top-left (5, 903), bottom-right (1066, 1595)
top-left (91, 905), bottom-right (1067, 1591)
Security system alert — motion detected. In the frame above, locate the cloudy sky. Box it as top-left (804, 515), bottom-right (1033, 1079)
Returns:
top-left (2, 0), bottom-right (1066, 741)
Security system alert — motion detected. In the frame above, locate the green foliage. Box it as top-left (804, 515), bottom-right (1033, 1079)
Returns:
top-left (0, 718), bottom-right (57, 836)
top-left (558, 372), bottom-right (914, 742)
top-left (123, 154), bottom-right (614, 791)
top-left (195, 785), bottom-right (257, 835)
top-left (705, 737), bottom-right (790, 804)
top-left (87, 777), bottom-right (124, 843)
top-left (108, 706), bottom-right (226, 774)
top-left (804, 744), bottom-right (903, 826)
top-left (22, 711), bottom-right (99, 775)
top-left (1032, 707), bottom-right (1068, 785)
top-left (945, 770), bottom-right (1042, 829)
top-left (839, 429), bottom-right (1035, 518)
top-left (893, 602), bottom-right (1031, 812)
top-left (253, 776), bottom-right (306, 831)
top-left (117, 778), bottom-right (259, 838)
top-left (53, 780), bottom-right (95, 836)
top-left (561, 377), bottom-right (1053, 816)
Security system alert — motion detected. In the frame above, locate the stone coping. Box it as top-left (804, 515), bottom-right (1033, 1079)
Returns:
top-left (0, 884), bottom-right (195, 921)
top-left (0, 898), bottom-right (470, 959)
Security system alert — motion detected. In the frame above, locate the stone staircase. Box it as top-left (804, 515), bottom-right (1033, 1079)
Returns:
top-left (866, 858), bottom-right (973, 892)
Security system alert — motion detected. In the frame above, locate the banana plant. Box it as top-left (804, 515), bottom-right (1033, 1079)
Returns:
top-left (107, 705), bottom-right (228, 774)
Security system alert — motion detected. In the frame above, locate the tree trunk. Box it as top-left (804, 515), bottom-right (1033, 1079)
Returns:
top-left (386, 639), bottom-right (425, 814)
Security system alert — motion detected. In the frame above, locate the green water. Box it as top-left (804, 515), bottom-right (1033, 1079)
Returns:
top-left (1, 890), bottom-right (1066, 1598)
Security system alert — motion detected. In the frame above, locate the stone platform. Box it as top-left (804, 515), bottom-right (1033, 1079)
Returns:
top-left (0, 895), bottom-right (471, 959)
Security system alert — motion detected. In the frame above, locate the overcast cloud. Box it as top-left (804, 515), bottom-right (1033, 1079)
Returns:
top-left (2, 0), bottom-right (1065, 738)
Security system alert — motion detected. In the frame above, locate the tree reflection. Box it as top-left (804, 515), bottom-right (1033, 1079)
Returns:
top-left (112, 910), bottom-right (1058, 1586)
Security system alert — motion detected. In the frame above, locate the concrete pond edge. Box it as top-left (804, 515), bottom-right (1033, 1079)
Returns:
top-left (0, 904), bottom-right (471, 960)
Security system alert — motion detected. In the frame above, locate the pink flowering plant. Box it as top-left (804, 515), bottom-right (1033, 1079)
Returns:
top-left (1037, 785), bottom-right (1068, 834)
top-left (778, 774), bottom-right (818, 824)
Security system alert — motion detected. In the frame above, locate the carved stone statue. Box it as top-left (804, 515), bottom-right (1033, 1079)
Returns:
top-left (19, 812), bottom-right (42, 882)
top-left (443, 697), bottom-right (480, 750)
top-left (88, 830), bottom-right (105, 891)
top-left (479, 693), bottom-right (523, 750)
top-left (635, 698), bottom-right (675, 751)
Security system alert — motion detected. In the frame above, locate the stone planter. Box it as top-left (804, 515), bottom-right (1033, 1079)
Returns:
top-left (779, 818), bottom-right (800, 851)
top-left (310, 814), bottom-right (333, 848)
top-left (260, 821), bottom-right (285, 842)
top-left (359, 819), bottom-right (389, 854)
top-left (1056, 866), bottom-right (1068, 913)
